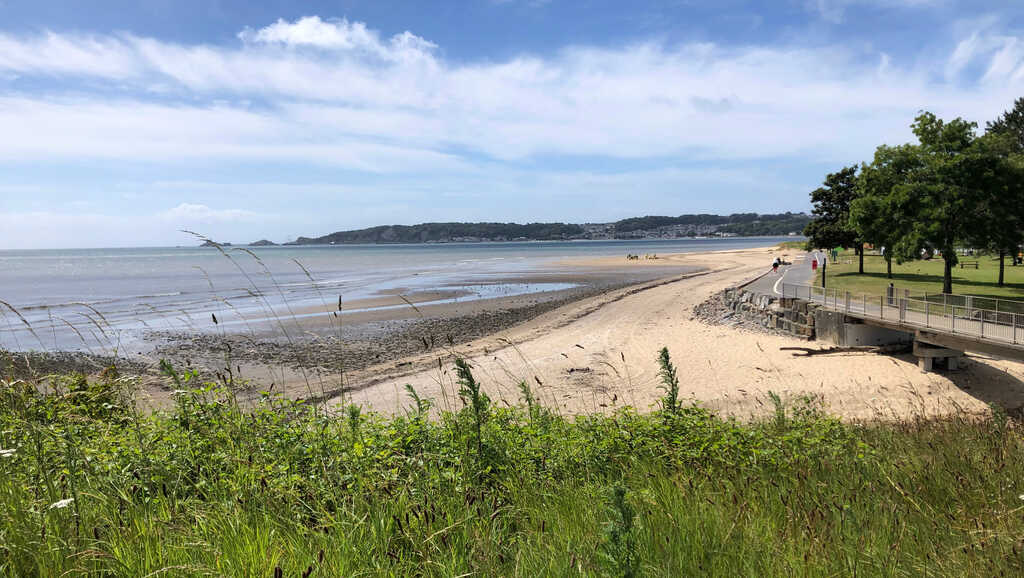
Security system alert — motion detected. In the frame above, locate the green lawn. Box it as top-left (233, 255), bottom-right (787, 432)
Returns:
top-left (816, 250), bottom-right (1024, 301)
top-left (775, 240), bottom-right (806, 251)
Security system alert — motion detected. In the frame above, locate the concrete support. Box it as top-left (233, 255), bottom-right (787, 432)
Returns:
top-left (913, 341), bottom-right (963, 373)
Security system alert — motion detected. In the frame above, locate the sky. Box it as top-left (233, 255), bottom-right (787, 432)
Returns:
top-left (1, 0), bottom-right (1023, 248)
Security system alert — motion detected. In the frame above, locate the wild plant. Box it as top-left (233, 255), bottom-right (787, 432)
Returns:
top-left (405, 384), bottom-right (432, 419)
top-left (517, 379), bottom-right (537, 422)
top-left (657, 347), bottom-right (680, 416)
top-left (1, 352), bottom-right (1023, 576)
top-left (346, 403), bottom-right (362, 447)
top-left (599, 484), bottom-right (639, 578)
top-left (767, 390), bottom-right (786, 429)
top-left (455, 358), bottom-right (489, 468)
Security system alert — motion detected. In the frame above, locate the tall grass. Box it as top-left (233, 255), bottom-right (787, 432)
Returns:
top-left (2, 354), bottom-right (1023, 576)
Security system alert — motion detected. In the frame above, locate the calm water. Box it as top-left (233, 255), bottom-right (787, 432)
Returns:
top-left (0, 237), bottom-right (795, 351)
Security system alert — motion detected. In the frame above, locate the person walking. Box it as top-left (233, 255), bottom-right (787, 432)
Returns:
top-left (772, 257), bottom-right (780, 273)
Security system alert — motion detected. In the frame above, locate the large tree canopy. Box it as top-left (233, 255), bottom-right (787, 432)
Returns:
top-left (817, 100), bottom-right (1024, 296)
top-left (987, 96), bottom-right (1024, 152)
top-left (851, 144), bottom-right (923, 279)
top-left (983, 99), bottom-right (1024, 285)
top-left (804, 166), bottom-right (864, 272)
top-left (890, 112), bottom-right (1009, 294)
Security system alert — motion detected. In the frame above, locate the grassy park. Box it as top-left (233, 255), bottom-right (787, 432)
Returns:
top-left (815, 249), bottom-right (1024, 301)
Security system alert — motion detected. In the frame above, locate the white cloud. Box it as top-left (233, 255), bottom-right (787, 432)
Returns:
top-left (237, 16), bottom-right (436, 62)
top-left (942, 17), bottom-right (1024, 85)
top-left (160, 203), bottom-right (261, 224)
top-left (0, 16), bottom-right (1019, 173)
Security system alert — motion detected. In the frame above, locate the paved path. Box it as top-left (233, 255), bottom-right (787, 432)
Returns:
top-left (743, 251), bottom-right (817, 297)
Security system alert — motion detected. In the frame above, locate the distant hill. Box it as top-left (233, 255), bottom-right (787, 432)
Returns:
top-left (282, 213), bottom-right (810, 245)
top-left (249, 239), bottom-right (277, 246)
top-left (612, 213), bottom-right (810, 236)
top-left (288, 222), bottom-right (585, 245)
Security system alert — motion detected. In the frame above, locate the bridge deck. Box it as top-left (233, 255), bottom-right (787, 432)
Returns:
top-left (782, 283), bottom-right (1024, 355)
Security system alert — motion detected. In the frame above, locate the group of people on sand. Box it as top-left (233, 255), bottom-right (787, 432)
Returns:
top-left (626, 253), bottom-right (659, 261)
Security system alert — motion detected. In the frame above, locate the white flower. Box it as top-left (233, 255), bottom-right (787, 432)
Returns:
top-left (49, 498), bottom-right (74, 510)
top-left (1019, 494), bottom-right (1024, 501)
top-left (0, 449), bottom-right (14, 458)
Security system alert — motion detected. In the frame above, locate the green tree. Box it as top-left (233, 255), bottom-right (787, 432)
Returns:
top-left (984, 99), bottom-right (1024, 284)
top-left (851, 144), bottom-right (923, 279)
top-left (987, 96), bottom-right (1024, 151)
top-left (803, 166), bottom-right (865, 273)
top-left (896, 112), bottom-right (1001, 294)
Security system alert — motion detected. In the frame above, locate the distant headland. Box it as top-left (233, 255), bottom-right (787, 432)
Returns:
top-left (196, 213), bottom-right (809, 247)
top-left (278, 213), bottom-right (810, 246)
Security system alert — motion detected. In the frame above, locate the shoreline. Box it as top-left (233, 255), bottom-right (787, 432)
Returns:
top-left (25, 241), bottom-right (1022, 424)
top-left (3, 248), bottom-right (714, 401)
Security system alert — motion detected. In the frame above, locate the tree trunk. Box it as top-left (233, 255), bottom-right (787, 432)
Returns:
top-left (943, 256), bottom-right (953, 294)
top-left (999, 249), bottom-right (1005, 286)
top-left (858, 243), bottom-right (864, 274)
top-left (886, 254), bottom-right (892, 279)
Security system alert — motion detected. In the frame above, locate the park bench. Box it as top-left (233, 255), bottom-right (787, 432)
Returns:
top-left (959, 261), bottom-right (979, 269)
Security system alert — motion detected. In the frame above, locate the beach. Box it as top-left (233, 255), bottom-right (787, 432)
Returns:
top-left (320, 245), bottom-right (1024, 421)
top-left (9, 240), bottom-right (1024, 421)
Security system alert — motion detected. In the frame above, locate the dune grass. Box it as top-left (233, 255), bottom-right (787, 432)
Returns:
top-left (2, 353), bottom-right (1024, 577)
top-left (817, 250), bottom-right (1024, 300)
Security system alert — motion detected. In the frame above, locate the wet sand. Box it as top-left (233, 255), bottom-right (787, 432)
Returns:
top-left (130, 261), bottom-right (701, 406)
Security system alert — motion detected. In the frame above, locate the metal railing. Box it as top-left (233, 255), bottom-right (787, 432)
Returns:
top-left (781, 283), bottom-right (1023, 345)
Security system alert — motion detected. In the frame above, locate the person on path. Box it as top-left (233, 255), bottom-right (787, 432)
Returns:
top-left (772, 257), bottom-right (780, 273)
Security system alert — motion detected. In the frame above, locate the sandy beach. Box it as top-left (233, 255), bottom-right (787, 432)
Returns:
top-left (23, 242), bottom-right (1020, 421)
top-left (321, 245), bottom-right (1024, 421)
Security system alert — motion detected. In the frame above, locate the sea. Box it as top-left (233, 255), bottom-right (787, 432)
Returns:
top-left (0, 237), bottom-right (796, 352)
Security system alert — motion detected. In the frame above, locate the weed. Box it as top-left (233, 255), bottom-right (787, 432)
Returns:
top-left (600, 484), bottom-right (639, 577)
top-left (657, 347), bottom-right (680, 416)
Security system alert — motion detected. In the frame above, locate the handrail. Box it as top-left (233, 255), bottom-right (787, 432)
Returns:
top-left (780, 283), bottom-right (1021, 345)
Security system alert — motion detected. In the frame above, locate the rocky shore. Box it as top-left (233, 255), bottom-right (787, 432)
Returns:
top-left (1, 278), bottom-right (637, 386)
top-left (149, 280), bottom-right (630, 377)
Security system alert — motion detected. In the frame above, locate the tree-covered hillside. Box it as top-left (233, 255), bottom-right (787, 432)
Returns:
top-left (288, 213), bottom-right (810, 245)
top-left (290, 222), bottom-right (584, 244)
top-left (613, 212), bottom-right (810, 235)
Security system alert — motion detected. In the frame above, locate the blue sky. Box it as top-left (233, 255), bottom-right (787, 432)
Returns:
top-left (0, 0), bottom-right (1022, 248)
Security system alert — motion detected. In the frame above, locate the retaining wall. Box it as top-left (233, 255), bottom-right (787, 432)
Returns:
top-left (722, 286), bottom-right (913, 346)
top-left (721, 287), bottom-right (817, 339)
